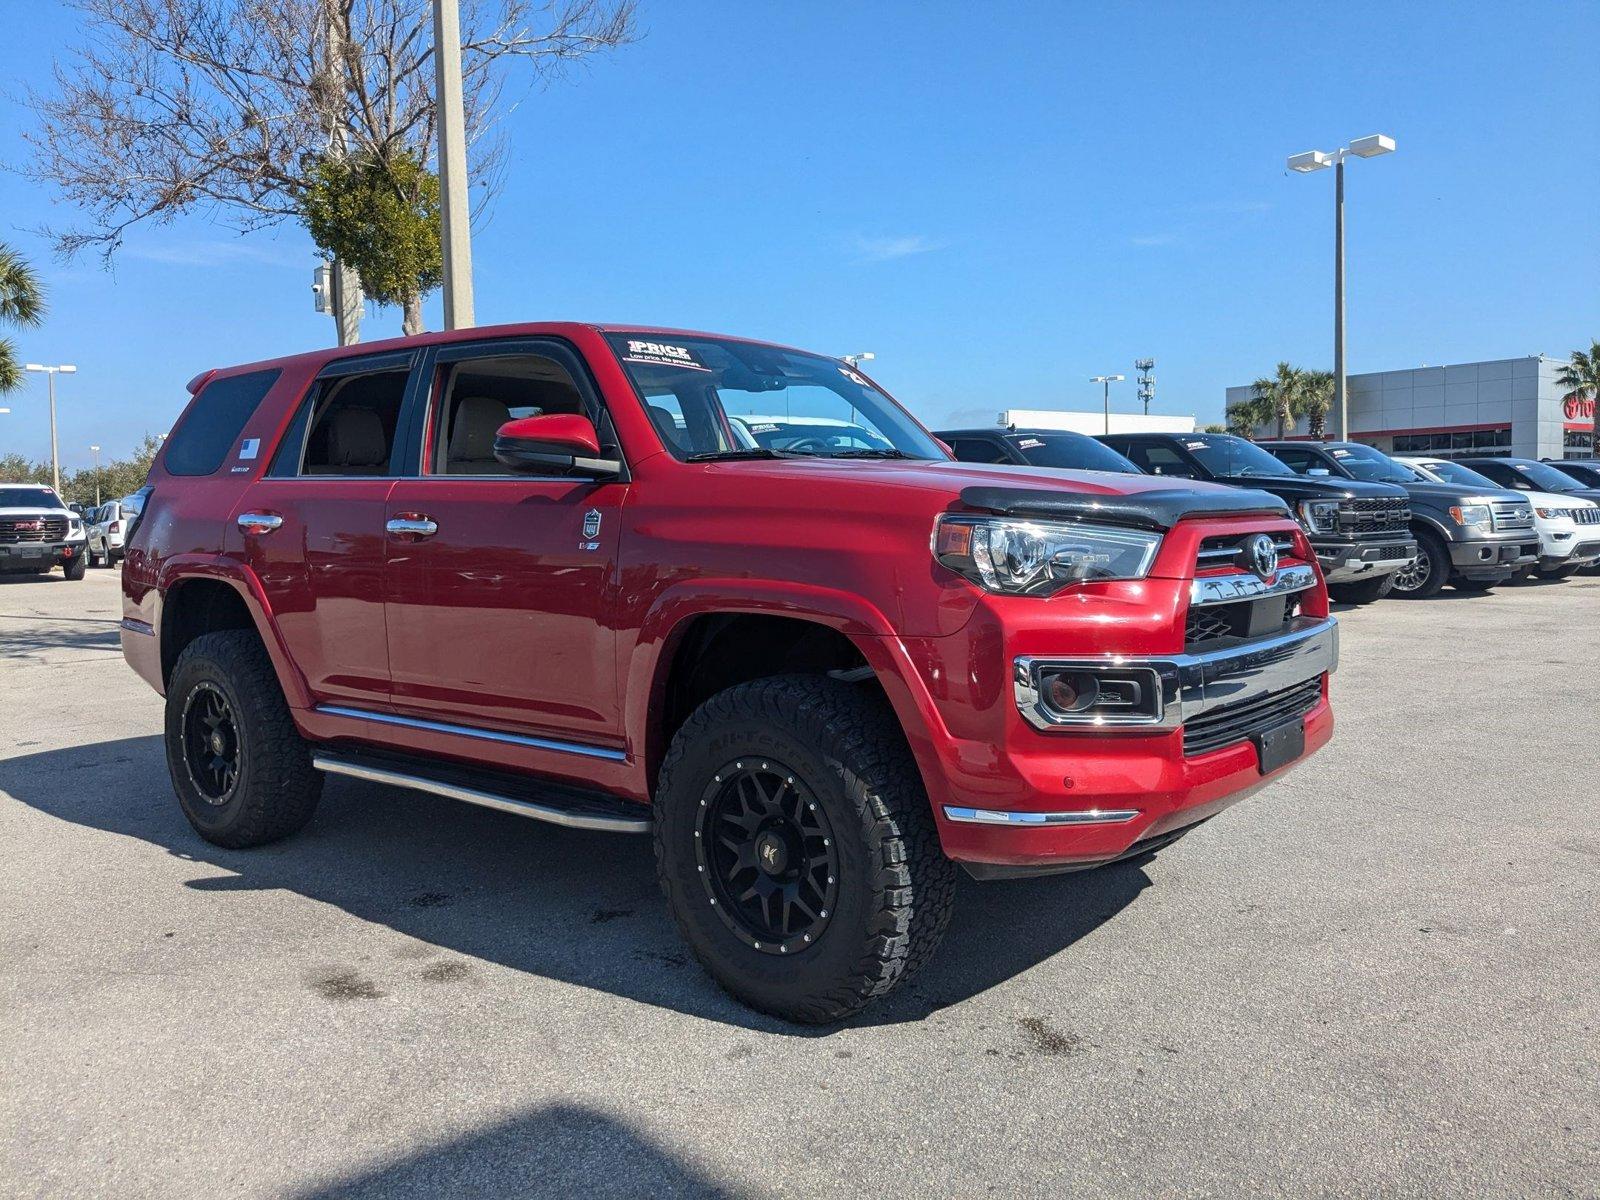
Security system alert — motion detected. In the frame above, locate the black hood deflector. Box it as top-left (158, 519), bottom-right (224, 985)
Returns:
top-left (956, 485), bottom-right (1290, 532)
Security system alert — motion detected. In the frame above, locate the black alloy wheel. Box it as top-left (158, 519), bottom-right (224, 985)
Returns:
top-left (182, 682), bottom-right (242, 803)
top-left (695, 759), bottom-right (840, 956)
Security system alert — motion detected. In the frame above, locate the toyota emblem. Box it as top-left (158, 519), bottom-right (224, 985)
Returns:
top-left (1246, 533), bottom-right (1279, 580)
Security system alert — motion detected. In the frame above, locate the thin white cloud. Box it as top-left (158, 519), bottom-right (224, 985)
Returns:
top-left (121, 238), bottom-right (309, 269)
top-left (851, 233), bottom-right (945, 263)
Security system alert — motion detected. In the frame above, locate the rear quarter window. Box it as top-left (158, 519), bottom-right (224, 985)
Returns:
top-left (164, 369), bottom-right (281, 476)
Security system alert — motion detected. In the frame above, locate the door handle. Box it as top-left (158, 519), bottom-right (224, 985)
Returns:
top-left (386, 516), bottom-right (438, 538)
top-left (237, 512), bottom-right (283, 534)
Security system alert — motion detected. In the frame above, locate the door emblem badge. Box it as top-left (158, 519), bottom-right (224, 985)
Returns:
top-left (583, 509), bottom-right (602, 539)
top-left (1246, 533), bottom-right (1279, 581)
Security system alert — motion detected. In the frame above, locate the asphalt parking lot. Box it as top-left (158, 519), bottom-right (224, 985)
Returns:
top-left (2, 567), bottom-right (1596, 1198)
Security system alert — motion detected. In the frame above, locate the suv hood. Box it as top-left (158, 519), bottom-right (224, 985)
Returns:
top-left (1522, 490), bottom-right (1598, 509)
top-left (1396, 480), bottom-right (1525, 506)
top-left (1207, 472), bottom-right (1408, 502)
top-left (0, 505), bottom-right (73, 518)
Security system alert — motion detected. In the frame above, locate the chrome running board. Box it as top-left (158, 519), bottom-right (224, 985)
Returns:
top-left (312, 753), bottom-right (651, 834)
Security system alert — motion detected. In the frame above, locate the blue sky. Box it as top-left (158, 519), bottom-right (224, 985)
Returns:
top-left (2, 0), bottom-right (1596, 470)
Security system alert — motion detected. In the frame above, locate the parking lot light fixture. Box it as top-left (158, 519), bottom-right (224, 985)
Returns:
top-left (841, 352), bottom-right (876, 367)
top-left (24, 363), bottom-right (78, 493)
top-left (1287, 133), bottom-right (1398, 441)
top-left (1090, 374), bottom-right (1125, 434)
top-left (91, 445), bottom-right (102, 506)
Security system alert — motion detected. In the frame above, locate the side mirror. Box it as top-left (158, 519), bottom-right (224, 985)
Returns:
top-left (492, 414), bottom-right (622, 478)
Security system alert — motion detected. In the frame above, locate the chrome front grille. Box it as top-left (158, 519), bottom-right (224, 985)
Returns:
top-left (1491, 502), bottom-right (1534, 531)
top-left (1195, 532), bottom-right (1296, 571)
top-left (1337, 497), bottom-right (1409, 533)
top-left (0, 517), bottom-right (68, 544)
top-left (1572, 507), bottom-right (1600, 526)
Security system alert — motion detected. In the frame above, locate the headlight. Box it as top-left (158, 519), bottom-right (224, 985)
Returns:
top-left (933, 515), bottom-right (1162, 595)
top-left (1535, 507), bottom-right (1561, 520)
top-left (1297, 500), bottom-right (1341, 535)
top-left (1448, 504), bottom-right (1490, 527)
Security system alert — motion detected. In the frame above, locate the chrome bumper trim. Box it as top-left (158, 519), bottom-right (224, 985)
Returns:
top-left (119, 617), bottom-right (155, 637)
top-left (312, 755), bottom-right (650, 834)
top-left (943, 806), bottom-right (1141, 827)
top-left (1190, 563), bottom-right (1317, 606)
top-left (315, 704), bottom-right (628, 762)
top-left (1014, 616), bottom-right (1338, 732)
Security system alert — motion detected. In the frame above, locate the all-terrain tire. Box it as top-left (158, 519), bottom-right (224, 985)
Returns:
top-left (654, 674), bottom-right (957, 1024)
top-left (164, 630), bottom-right (322, 848)
top-left (62, 554), bottom-right (87, 581)
top-left (1327, 571), bottom-right (1397, 605)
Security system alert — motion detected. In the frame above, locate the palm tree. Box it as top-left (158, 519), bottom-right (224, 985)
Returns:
top-left (0, 244), bottom-right (45, 395)
top-left (1247, 362), bottom-right (1309, 439)
top-left (1301, 370), bottom-right (1335, 439)
top-left (1225, 394), bottom-right (1274, 437)
top-left (1555, 340), bottom-right (1599, 441)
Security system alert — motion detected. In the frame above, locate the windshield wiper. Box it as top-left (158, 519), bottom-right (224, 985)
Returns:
top-left (826, 448), bottom-right (914, 459)
top-left (685, 448), bottom-right (811, 462)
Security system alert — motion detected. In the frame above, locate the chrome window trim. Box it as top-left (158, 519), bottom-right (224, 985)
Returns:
top-left (1014, 615), bottom-right (1338, 733)
top-left (943, 806), bottom-right (1141, 827)
top-left (315, 704), bottom-right (628, 762)
top-left (1189, 563), bottom-right (1317, 606)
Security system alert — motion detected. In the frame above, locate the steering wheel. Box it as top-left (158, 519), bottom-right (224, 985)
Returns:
top-left (781, 436), bottom-right (834, 455)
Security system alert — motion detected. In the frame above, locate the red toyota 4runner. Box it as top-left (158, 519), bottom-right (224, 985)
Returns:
top-left (121, 324), bottom-right (1337, 1022)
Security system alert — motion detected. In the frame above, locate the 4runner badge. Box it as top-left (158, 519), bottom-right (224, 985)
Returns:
top-left (581, 508), bottom-right (603, 546)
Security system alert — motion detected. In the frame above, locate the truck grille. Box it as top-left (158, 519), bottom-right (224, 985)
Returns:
top-left (1490, 502), bottom-right (1534, 530)
top-left (1183, 677), bottom-right (1323, 757)
top-left (1184, 592), bottom-right (1305, 649)
top-left (1194, 532), bottom-right (1297, 572)
top-left (1337, 497), bottom-right (1409, 533)
top-left (0, 517), bottom-right (68, 544)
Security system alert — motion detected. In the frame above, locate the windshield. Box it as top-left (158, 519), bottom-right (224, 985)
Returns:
top-left (603, 334), bottom-right (945, 461)
top-left (1009, 432), bottom-right (1141, 473)
top-left (1507, 460), bottom-right (1584, 493)
top-left (1418, 460), bottom-right (1501, 490)
top-left (1182, 435), bottom-right (1298, 478)
top-left (1327, 444), bottom-right (1419, 484)
top-left (0, 487), bottom-right (62, 509)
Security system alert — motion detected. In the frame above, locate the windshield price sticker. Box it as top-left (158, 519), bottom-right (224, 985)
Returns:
top-left (837, 366), bottom-right (869, 387)
top-left (1018, 437), bottom-right (1044, 449)
top-left (623, 340), bottom-right (710, 372)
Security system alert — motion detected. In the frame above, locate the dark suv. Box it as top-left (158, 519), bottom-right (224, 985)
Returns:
top-left (1097, 432), bottom-right (1417, 605)
top-left (1257, 441), bottom-right (1537, 597)
top-left (1463, 457), bottom-right (1600, 504)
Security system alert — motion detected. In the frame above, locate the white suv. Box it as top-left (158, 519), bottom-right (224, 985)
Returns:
top-left (87, 499), bottom-right (128, 567)
top-left (1398, 457), bottom-right (1600, 580)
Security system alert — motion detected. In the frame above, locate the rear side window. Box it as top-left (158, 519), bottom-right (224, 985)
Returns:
top-left (165, 369), bottom-right (280, 476)
top-left (270, 370), bottom-right (409, 476)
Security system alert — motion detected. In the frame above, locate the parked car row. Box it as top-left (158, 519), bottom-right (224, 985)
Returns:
top-left (937, 429), bottom-right (1600, 600)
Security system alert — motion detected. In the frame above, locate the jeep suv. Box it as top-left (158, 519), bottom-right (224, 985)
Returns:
top-left (121, 324), bottom-right (1337, 1022)
top-left (0, 484), bottom-right (89, 579)
top-left (1256, 440), bottom-right (1537, 597)
top-left (1098, 432), bottom-right (1417, 605)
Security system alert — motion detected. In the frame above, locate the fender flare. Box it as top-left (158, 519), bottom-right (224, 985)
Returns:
top-left (155, 554), bottom-right (313, 710)
top-left (626, 579), bottom-right (955, 807)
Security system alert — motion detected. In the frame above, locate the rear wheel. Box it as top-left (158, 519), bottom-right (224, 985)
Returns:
top-left (1327, 572), bottom-right (1397, 605)
top-left (165, 630), bottom-right (322, 848)
top-left (88, 543), bottom-right (103, 567)
top-left (655, 675), bottom-right (956, 1024)
top-left (1388, 529), bottom-right (1448, 598)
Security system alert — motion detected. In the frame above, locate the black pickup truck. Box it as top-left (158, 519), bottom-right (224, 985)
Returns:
top-left (1094, 432), bottom-right (1418, 605)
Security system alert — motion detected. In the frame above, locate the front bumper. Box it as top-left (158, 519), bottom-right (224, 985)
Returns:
top-left (0, 538), bottom-right (84, 570)
top-left (1313, 536), bottom-right (1417, 583)
top-left (1448, 535), bottom-right (1539, 579)
top-left (929, 616), bottom-right (1338, 876)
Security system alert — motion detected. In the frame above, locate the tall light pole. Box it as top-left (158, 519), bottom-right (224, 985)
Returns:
top-left (434, 0), bottom-right (474, 329)
top-left (1090, 374), bottom-right (1125, 434)
top-left (24, 363), bottom-right (77, 493)
top-left (1288, 134), bottom-right (1396, 441)
top-left (90, 445), bottom-right (102, 505)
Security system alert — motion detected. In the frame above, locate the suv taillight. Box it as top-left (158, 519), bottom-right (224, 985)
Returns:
top-left (108, 521), bottom-right (121, 534)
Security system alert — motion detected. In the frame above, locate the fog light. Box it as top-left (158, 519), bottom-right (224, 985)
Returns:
top-left (1044, 671), bottom-right (1099, 714)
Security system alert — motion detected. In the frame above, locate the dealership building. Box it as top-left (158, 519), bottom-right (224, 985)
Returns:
top-left (1226, 355), bottom-right (1596, 460)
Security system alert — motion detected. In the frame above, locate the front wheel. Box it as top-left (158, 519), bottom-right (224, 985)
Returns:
top-left (1389, 530), bottom-right (1448, 598)
top-left (1450, 577), bottom-right (1498, 593)
top-left (164, 630), bottom-right (322, 848)
top-left (62, 554), bottom-right (87, 581)
top-left (1328, 572), bottom-right (1397, 605)
top-left (655, 675), bottom-right (956, 1024)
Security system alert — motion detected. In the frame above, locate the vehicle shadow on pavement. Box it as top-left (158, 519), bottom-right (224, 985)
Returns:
top-left (0, 613), bottom-right (122, 659)
top-left (292, 1102), bottom-right (737, 1198)
top-left (0, 736), bottom-right (1151, 1035)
